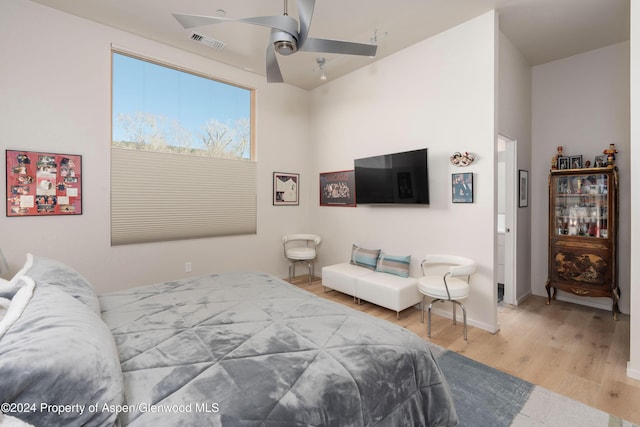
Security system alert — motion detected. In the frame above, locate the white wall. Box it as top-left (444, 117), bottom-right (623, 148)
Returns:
top-left (0, 0), bottom-right (312, 292)
top-left (309, 12), bottom-right (500, 332)
top-left (627, 0), bottom-right (639, 380)
top-left (498, 31), bottom-right (532, 303)
top-left (531, 42), bottom-right (631, 313)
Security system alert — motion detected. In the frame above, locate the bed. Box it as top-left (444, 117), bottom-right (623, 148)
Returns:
top-left (0, 255), bottom-right (458, 426)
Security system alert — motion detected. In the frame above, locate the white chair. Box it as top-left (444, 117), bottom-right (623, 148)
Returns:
top-left (282, 234), bottom-right (322, 284)
top-left (418, 254), bottom-right (476, 340)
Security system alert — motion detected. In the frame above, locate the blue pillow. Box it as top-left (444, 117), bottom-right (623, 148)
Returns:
top-left (350, 245), bottom-right (381, 270)
top-left (376, 253), bottom-right (411, 278)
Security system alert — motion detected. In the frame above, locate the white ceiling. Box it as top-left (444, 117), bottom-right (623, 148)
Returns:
top-left (29, 0), bottom-right (629, 90)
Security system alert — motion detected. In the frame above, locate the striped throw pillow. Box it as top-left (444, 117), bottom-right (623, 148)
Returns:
top-left (350, 245), bottom-right (381, 270)
top-left (376, 253), bottom-right (411, 278)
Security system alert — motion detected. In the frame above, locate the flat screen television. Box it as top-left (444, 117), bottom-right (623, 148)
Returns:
top-left (354, 148), bottom-right (429, 205)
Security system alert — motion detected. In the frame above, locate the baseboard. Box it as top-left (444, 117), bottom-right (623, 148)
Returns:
top-left (553, 292), bottom-right (615, 314)
top-left (627, 361), bottom-right (640, 380)
top-left (515, 291), bottom-right (531, 305)
top-left (428, 305), bottom-right (499, 334)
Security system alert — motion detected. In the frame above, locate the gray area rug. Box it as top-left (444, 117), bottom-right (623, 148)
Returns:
top-left (429, 344), bottom-right (638, 427)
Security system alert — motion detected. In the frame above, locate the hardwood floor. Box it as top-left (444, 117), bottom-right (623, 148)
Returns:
top-left (289, 276), bottom-right (640, 424)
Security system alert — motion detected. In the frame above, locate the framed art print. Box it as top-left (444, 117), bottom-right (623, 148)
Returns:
top-left (519, 170), bottom-right (529, 208)
top-left (273, 172), bottom-right (299, 206)
top-left (452, 172), bottom-right (473, 203)
top-left (6, 150), bottom-right (82, 216)
top-left (320, 170), bottom-right (356, 207)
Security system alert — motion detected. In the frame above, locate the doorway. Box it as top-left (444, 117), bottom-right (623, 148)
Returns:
top-left (498, 134), bottom-right (517, 305)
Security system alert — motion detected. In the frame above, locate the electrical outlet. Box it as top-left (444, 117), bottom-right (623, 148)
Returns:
top-left (185, 262), bottom-right (192, 272)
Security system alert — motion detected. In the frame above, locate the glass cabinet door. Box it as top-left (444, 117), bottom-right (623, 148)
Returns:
top-left (553, 173), bottom-right (608, 238)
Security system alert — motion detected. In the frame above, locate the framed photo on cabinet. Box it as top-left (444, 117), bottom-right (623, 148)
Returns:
top-left (570, 155), bottom-right (583, 169)
top-left (594, 155), bottom-right (607, 168)
top-left (558, 156), bottom-right (570, 170)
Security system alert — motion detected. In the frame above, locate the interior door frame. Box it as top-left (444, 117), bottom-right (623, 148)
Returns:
top-left (499, 133), bottom-right (517, 305)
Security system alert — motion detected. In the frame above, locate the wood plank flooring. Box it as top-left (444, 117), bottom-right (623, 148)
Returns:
top-left (289, 276), bottom-right (640, 424)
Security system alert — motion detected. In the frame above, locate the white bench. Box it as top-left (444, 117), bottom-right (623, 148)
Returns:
top-left (322, 262), bottom-right (422, 318)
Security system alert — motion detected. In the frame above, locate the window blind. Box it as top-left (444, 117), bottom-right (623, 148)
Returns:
top-left (111, 148), bottom-right (256, 245)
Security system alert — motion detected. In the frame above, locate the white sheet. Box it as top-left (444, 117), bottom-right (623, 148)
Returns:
top-left (0, 276), bottom-right (35, 338)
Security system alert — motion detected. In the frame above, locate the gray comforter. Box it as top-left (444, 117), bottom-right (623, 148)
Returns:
top-left (99, 272), bottom-right (458, 426)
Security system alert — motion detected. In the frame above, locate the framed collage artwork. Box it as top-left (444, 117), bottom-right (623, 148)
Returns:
top-left (6, 150), bottom-right (82, 216)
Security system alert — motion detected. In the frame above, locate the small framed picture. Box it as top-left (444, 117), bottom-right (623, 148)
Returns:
top-left (569, 155), bottom-right (582, 169)
top-left (518, 170), bottom-right (528, 208)
top-left (319, 170), bottom-right (356, 207)
top-left (558, 156), bottom-right (570, 170)
top-left (452, 172), bottom-right (473, 203)
top-left (273, 172), bottom-right (299, 206)
top-left (594, 155), bottom-right (607, 168)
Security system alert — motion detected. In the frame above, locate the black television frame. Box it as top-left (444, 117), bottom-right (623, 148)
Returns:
top-left (354, 148), bottom-right (429, 205)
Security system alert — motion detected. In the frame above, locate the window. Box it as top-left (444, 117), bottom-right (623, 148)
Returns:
top-left (111, 50), bottom-right (256, 245)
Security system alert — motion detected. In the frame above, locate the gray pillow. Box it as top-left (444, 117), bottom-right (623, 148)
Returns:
top-left (0, 284), bottom-right (124, 426)
top-left (24, 256), bottom-right (100, 315)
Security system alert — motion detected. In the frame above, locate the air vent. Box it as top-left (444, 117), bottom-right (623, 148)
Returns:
top-left (190, 32), bottom-right (225, 50)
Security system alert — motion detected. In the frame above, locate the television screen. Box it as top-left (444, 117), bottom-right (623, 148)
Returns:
top-left (354, 148), bottom-right (429, 204)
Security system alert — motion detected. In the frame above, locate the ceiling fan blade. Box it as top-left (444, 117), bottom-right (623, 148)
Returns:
top-left (266, 44), bottom-right (284, 83)
top-left (301, 37), bottom-right (378, 57)
top-left (296, 0), bottom-right (315, 48)
top-left (173, 13), bottom-right (298, 35)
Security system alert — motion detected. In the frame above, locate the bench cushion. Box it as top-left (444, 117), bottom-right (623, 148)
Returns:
top-left (322, 263), bottom-right (375, 297)
top-left (357, 274), bottom-right (421, 313)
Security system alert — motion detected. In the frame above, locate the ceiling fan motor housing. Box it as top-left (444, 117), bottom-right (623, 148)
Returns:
top-left (272, 30), bottom-right (298, 55)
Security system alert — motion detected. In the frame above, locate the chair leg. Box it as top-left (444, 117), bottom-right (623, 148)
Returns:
top-left (307, 261), bottom-right (312, 285)
top-left (427, 302), bottom-right (434, 338)
top-left (288, 262), bottom-right (293, 282)
top-left (452, 303), bottom-right (457, 326)
top-left (451, 301), bottom-right (468, 340)
top-left (459, 301), bottom-right (468, 341)
top-left (421, 295), bottom-right (425, 323)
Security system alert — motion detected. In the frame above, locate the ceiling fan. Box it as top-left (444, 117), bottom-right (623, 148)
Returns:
top-left (173, 0), bottom-right (378, 83)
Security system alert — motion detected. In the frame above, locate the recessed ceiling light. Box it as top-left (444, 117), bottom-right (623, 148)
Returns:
top-left (216, 9), bottom-right (226, 17)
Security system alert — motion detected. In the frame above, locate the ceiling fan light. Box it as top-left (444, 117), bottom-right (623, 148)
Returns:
top-left (316, 57), bottom-right (327, 81)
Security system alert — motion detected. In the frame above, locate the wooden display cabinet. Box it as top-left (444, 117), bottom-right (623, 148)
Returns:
top-left (545, 166), bottom-right (619, 318)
